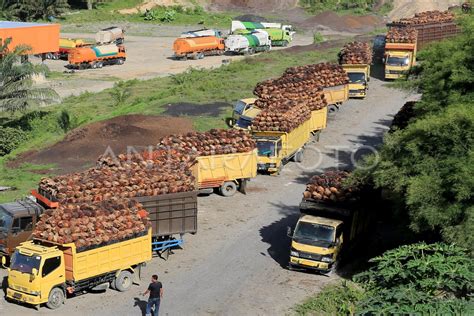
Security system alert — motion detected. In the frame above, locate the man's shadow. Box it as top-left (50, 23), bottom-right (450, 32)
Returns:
top-left (134, 297), bottom-right (148, 316)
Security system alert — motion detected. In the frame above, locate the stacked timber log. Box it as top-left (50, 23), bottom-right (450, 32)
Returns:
top-left (33, 197), bottom-right (149, 249)
top-left (39, 148), bottom-right (196, 203)
top-left (338, 42), bottom-right (373, 65)
top-left (395, 10), bottom-right (455, 25)
top-left (157, 129), bottom-right (256, 156)
top-left (386, 27), bottom-right (417, 43)
top-left (303, 170), bottom-right (353, 203)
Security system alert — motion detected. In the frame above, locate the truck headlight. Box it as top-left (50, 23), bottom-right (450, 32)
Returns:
top-left (30, 291), bottom-right (40, 296)
top-left (321, 255), bottom-right (333, 263)
top-left (268, 163), bottom-right (276, 168)
top-left (290, 250), bottom-right (299, 257)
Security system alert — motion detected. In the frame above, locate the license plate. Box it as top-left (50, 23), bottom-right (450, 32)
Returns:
top-left (13, 292), bottom-right (22, 299)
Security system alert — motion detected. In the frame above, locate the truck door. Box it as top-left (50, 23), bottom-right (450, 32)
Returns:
top-left (9, 216), bottom-right (34, 251)
top-left (334, 224), bottom-right (343, 260)
top-left (40, 255), bottom-right (65, 301)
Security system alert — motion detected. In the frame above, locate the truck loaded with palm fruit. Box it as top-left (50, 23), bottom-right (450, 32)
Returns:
top-left (288, 171), bottom-right (373, 273)
top-left (338, 42), bottom-right (373, 98)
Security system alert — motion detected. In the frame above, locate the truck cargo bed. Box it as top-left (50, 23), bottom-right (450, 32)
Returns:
top-left (135, 191), bottom-right (198, 237)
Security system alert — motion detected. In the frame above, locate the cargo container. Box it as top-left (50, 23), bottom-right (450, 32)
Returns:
top-left (67, 44), bottom-right (126, 69)
top-left (386, 21), bottom-right (460, 51)
top-left (384, 42), bottom-right (417, 79)
top-left (323, 84), bottom-right (349, 107)
top-left (47, 38), bottom-right (94, 60)
top-left (288, 197), bottom-right (372, 273)
top-left (309, 107), bottom-right (328, 136)
top-left (197, 150), bottom-right (257, 196)
top-left (95, 27), bottom-right (124, 45)
top-left (173, 36), bottom-right (225, 60)
top-left (253, 119), bottom-right (311, 174)
top-left (225, 30), bottom-right (271, 55)
top-left (341, 64), bottom-right (371, 98)
top-left (4, 228), bottom-right (152, 309)
top-left (0, 21), bottom-right (59, 55)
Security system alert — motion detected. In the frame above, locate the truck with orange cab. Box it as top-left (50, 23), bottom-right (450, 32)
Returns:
top-left (173, 36), bottom-right (225, 60)
top-left (67, 44), bottom-right (126, 69)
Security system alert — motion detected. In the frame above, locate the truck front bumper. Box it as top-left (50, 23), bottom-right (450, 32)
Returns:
top-left (289, 256), bottom-right (333, 273)
top-left (257, 163), bottom-right (278, 173)
top-left (349, 89), bottom-right (367, 98)
top-left (7, 287), bottom-right (42, 305)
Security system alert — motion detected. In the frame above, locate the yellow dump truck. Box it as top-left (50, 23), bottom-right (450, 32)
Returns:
top-left (253, 119), bottom-right (311, 174)
top-left (309, 107), bottom-right (327, 137)
top-left (197, 150), bottom-right (257, 196)
top-left (4, 229), bottom-right (152, 309)
top-left (342, 64), bottom-right (370, 98)
top-left (384, 42), bottom-right (417, 79)
top-left (323, 84), bottom-right (349, 108)
top-left (288, 198), bottom-right (371, 274)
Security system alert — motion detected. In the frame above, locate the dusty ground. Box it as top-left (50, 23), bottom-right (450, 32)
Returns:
top-left (11, 115), bottom-right (194, 174)
top-left (35, 29), bottom-right (314, 98)
top-left (388, 0), bottom-right (464, 19)
top-left (0, 71), bottom-right (414, 315)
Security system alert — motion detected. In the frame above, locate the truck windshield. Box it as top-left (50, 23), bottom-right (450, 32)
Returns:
top-left (294, 222), bottom-right (335, 247)
top-left (10, 251), bottom-right (41, 274)
top-left (233, 101), bottom-right (247, 115)
top-left (387, 56), bottom-right (409, 66)
top-left (257, 141), bottom-right (276, 157)
top-left (236, 117), bottom-right (252, 129)
top-left (348, 72), bottom-right (366, 83)
top-left (0, 208), bottom-right (13, 232)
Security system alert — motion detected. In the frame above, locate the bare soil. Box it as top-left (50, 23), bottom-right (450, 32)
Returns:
top-left (389, 0), bottom-right (463, 20)
top-left (299, 11), bottom-right (384, 33)
top-left (11, 115), bottom-right (193, 174)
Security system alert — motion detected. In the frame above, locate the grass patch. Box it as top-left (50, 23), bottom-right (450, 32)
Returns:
top-left (0, 46), bottom-right (339, 202)
top-left (294, 281), bottom-right (363, 315)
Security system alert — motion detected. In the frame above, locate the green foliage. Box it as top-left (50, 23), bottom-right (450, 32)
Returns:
top-left (312, 32), bottom-right (324, 44)
top-left (0, 39), bottom-right (58, 113)
top-left (56, 109), bottom-right (78, 133)
top-left (109, 80), bottom-right (133, 106)
top-left (0, 126), bottom-right (28, 156)
top-left (294, 281), bottom-right (363, 315)
top-left (7, 0), bottom-right (69, 21)
top-left (300, 0), bottom-right (377, 14)
top-left (355, 243), bottom-right (473, 314)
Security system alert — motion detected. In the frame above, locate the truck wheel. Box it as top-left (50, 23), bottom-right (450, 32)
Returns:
top-left (46, 287), bottom-right (65, 309)
top-left (198, 52), bottom-right (205, 59)
top-left (248, 48), bottom-right (255, 55)
top-left (192, 53), bottom-right (199, 60)
top-left (219, 182), bottom-right (237, 197)
top-left (294, 149), bottom-right (304, 163)
top-left (97, 62), bottom-right (103, 68)
top-left (117, 58), bottom-right (125, 65)
top-left (91, 62), bottom-right (97, 69)
top-left (114, 270), bottom-right (133, 292)
top-left (282, 41), bottom-right (289, 47)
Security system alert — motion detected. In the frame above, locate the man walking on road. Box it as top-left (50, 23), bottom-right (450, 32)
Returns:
top-left (142, 274), bottom-right (163, 316)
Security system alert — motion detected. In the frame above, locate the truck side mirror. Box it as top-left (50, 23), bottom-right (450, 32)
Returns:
top-left (382, 57), bottom-right (386, 63)
top-left (287, 226), bottom-right (292, 237)
top-left (30, 268), bottom-right (38, 282)
top-left (1, 256), bottom-right (6, 267)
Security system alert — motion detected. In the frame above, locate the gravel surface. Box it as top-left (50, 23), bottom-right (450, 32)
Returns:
top-left (0, 75), bottom-right (415, 315)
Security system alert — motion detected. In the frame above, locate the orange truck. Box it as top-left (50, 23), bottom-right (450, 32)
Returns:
top-left (67, 44), bottom-right (126, 69)
top-left (173, 36), bottom-right (225, 60)
top-left (0, 21), bottom-right (59, 56)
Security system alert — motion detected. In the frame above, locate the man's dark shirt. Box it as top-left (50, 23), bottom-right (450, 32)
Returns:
top-left (148, 282), bottom-right (162, 299)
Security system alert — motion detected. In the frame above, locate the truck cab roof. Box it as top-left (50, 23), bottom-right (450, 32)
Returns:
top-left (0, 199), bottom-right (43, 217)
top-left (299, 214), bottom-right (343, 228)
top-left (17, 240), bottom-right (60, 256)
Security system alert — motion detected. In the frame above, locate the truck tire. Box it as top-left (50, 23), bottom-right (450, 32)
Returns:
top-left (294, 149), bottom-right (304, 163)
top-left (46, 287), bottom-right (65, 309)
top-left (192, 53), bottom-right (199, 60)
top-left (282, 40), bottom-right (289, 47)
top-left (248, 48), bottom-right (255, 55)
top-left (114, 270), bottom-right (133, 292)
top-left (219, 182), bottom-right (237, 197)
top-left (91, 62), bottom-right (97, 69)
top-left (97, 62), bottom-right (103, 68)
top-left (117, 58), bottom-right (125, 65)
top-left (198, 52), bottom-right (205, 59)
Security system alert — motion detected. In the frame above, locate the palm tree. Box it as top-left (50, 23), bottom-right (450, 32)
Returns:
top-left (8, 0), bottom-right (69, 21)
top-left (0, 38), bottom-right (59, 113)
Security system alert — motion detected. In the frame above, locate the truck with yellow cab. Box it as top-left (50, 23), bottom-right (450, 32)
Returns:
top-left (253, 118), bottom-right (311, 175)
top-left (287, 197), bottom-right (371, 273)
top-left (384, 42), bottom-right (417, 79)
top-left (197, 150), bottom-right (257, 196)
top-left (341, 64), bottom-right (370, 98)
top-left (323, 84), bottom-right (349, 108)
top-left (4, 228), bottom-right (152, 309)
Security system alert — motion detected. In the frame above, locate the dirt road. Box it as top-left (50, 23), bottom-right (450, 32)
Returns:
top-left (0, 73), bottom-right (413, 315)
top-left (37, 31), bottom-right (313, 98)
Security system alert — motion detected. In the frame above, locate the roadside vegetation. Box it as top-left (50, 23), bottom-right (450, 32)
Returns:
top-left (0, 46), bottom-right (338, 202)
top-left (295, 15), bottom-right (474, 315)
top-left (300, 0), bottom-right (393, 15)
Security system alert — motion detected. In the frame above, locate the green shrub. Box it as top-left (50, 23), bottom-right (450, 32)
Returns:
top-left (312, 32), bottom-right (324, 44)
top-left (0, 126), bottom-right (28, 156)
top-left (57, 109), bottom-right (78, 133)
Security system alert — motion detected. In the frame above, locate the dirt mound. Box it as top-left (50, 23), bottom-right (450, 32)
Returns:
top-left (163, 102), bottom-right (230, 116)
top-left (12, 115), bottom-right (193, 174)
top-left (300, 11), bottom-right (383, 33)
top-left (210, 0), bottom-right (298, 11)
top-left (389, 0), bottom-right (463, 20)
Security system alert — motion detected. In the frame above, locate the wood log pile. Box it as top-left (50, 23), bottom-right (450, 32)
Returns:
top-left (39, 148), bottom-right (196, 203)
top-left (303, 171), bottom-right (353, 202)
top-left (395, 10), bottom-right (455, 25)
top-left (251, 102), bottom-right (311, 132)
top-left (157, 129), bottom-right (256, 156)
top-left (338, 42), bottom-right (373, 65)
top-left (33, 198), bottom-right (149, 250)
top-left (386, 27), bottom-right (417, 43)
